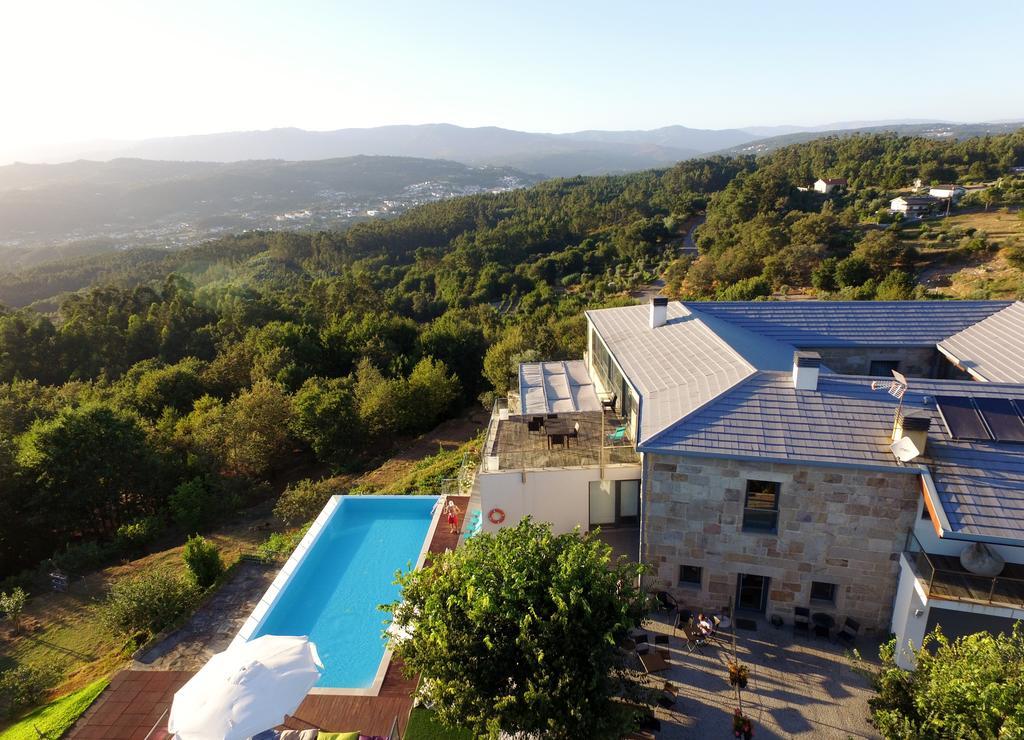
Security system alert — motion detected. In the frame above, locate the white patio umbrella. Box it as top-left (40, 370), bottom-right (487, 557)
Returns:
top-left (169, 635), bottom-right (323, 740)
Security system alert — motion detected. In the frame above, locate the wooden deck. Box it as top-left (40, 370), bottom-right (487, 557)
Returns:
top-left (69, 495), bottom-right (470, 739)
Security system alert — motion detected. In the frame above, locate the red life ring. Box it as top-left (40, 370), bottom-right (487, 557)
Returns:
top-left (487, 508), bottom-right (506, 525)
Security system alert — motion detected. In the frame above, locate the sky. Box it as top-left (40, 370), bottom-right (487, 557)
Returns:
top-left (2, 0), bottom-right (1023, 161)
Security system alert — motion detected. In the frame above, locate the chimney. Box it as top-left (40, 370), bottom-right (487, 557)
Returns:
top-left (792, 351), bottom-right (821, 390)
top-left (649, 296), bottom-right (668, 329)
top-left (893, 412), bottom-right (929, 456)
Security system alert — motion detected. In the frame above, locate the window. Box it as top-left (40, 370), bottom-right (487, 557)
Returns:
top-left (810, 581), bottom-right (837, 604)
top-left (869, 360), bottom-right (900, 377)
top-left (742, 480), bottom-right (780, 533)
top-left (679, 565), bottom-right (702, 587)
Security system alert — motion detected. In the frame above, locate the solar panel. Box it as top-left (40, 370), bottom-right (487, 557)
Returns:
top-left (935, 396), bottom-right (992, 441)
top-left (975, 397), bottom-right (1024, 443)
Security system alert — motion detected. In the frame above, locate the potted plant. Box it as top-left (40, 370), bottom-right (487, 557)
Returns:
top-left (727, 660), bottom-right (749, 689)
top-left (733, 708), bottom-right (753, 739)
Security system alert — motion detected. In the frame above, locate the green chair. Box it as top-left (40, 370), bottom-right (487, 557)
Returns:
top-left (607, 425), bottom-right (627, 443)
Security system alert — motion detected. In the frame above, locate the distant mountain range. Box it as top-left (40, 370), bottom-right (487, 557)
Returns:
top-left (0, 155), bottom-right (537, 254)
top-left (13, 119), bottom-right (1023, 179)
top-left (716, 121), bottom-right (1024, 156)
top-left (17, 124), bottom-right (753, 178)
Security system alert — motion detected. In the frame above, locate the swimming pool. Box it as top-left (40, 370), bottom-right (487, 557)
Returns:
top-left (234, 495), bottom-right (439, 693)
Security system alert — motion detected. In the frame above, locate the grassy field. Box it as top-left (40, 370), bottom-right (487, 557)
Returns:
top-left (0, 677), bottom-right (108, 740)
top-left (907, 208), bottom-right (1023, 299)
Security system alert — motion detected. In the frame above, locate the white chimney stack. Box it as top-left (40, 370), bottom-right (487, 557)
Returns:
top-left (650, 296), bottom-right (668, 329)
top-left (792, 351), bottom-right (821, 390)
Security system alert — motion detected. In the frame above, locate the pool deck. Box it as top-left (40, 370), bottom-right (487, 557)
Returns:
top-left (68, 495), bottom-right (470, 739)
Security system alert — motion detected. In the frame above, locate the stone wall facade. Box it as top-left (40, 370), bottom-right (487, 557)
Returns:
top-left (642, 454), bottom-right (921, 631)
top-left (801, 346), bottom-right (940, 378)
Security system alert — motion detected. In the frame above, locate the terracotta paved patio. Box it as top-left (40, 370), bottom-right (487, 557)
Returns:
top-left (69, 495), bottom-right (469, 739)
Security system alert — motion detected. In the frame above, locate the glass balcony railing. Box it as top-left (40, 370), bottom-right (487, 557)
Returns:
top-left (903, 530), bottom-right (1024, 609)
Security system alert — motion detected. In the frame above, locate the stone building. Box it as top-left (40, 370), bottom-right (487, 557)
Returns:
top-left (480, 298), bottom-right (1024, 664)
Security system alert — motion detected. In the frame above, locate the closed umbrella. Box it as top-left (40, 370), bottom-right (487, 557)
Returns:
top-left (169, 635), bottom-right (322, 740)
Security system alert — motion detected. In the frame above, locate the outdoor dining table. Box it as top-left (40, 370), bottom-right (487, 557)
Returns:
top-left (544, 419), bottom-right (571, 448)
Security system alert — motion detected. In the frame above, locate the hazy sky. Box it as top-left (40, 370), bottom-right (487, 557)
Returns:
top-left (3, 0), bottom-right (1022, 160)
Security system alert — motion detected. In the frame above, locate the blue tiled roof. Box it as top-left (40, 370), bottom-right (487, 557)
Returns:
top-left (640, 374), bottom-right (1024, 542)
top-left (685, 301), bottom-right (1013, 347)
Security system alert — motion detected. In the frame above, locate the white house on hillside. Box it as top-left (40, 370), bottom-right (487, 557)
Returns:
top-left (813, 177), bottom-right (847, 194)
top-left (891, 195), bottom-right (936, 215)
top-left (929, 184), bottom-right (966, 201)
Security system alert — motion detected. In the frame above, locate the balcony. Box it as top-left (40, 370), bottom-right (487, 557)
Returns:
top-left (481, 403), bottom-right (640, 472)
top-left (904, 530), bottom-right (1024, 609)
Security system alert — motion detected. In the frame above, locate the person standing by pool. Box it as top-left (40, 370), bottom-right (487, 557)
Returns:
top-left (446, 499), bottom-right (460, 534)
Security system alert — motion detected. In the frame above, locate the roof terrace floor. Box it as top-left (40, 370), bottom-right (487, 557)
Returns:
top-left (489, 411), bottom-right (640, 470)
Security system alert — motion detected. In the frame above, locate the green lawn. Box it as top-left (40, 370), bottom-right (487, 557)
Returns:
top-left (0, 677), bottom-right (108, 740)
top-left (404, 708), bottom-right (475, 740)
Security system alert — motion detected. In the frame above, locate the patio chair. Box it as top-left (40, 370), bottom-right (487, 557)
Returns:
top-left (793, 606), bottom-right (811, 638)
top-left (565, 421), bottom-right (580, 446)
top-left (654, 590), bottom-right (678, 612)
top-left (607, 425), bottom-right (627, 443)
top-left (527, 417), bottom-right (543, 432)
top-left (653, 634), bottom-right (670, 658)
top-left (835, 617), bottom-right (860, 648)
top-left (657, 680), bottom-right (678, 709)
top-left (681, 624), bottom-right (706, 654)
top-left (602, 392), bottom-right (617, 412)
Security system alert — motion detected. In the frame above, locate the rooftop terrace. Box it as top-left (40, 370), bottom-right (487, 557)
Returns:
top-left (484, 410), bottom-right (639, 471)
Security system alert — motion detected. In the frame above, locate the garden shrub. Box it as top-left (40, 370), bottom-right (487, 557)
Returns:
top-left (49, 540), bottom-right (120, 576)
top-left (169, 477), bottom-right (225, 533)
top-left (257, 524), bottom-right (311, 562)
top-left (0, 587), bottom-right (27, 633)
top-left (182, 535), bottom-right (223, 589)
top-left (274, 478), bottom-right (336, 526)
top-left (0, 665), bottom-right (58, 719)
top-left (102, 568), bottom-right (199, 638)
top-left (115, 516), bottom-right (163, 555)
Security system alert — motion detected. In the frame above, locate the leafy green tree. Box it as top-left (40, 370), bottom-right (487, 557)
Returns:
top-left (17, 403), bottom-right (158, 540)
top-left (124, 357), bottom-right (207, 419)
top-left (291, 376), bottom-right (362, 464)
top-left (867, 625), bottom-right (1024, 739)
top-left (405, 357), bottom-right (461, 431)
top-left (182, 535), bottom-right (223, 589)
top-left (875, 270), bottom-right (916, 300)
top-left (718, 276), bottom-right (771, 301)
top-left (852, 230), bottom-right (914, 277)
top-left (385, 519), bottom-right (646, 739)
top-left (0, 587), bottom-right (27, 634)
top-left (169, 477), bottom-right (225, 533)
top-left (273, 478), bottom-right (337, 526)
top-left (834, 255), bottom-right (873, 287)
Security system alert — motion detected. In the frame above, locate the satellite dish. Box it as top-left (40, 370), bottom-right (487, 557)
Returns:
top-left (890, 436), bottom-right (921, 462)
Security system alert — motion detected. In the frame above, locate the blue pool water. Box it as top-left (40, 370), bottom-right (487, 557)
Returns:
top-left (252, 495), bottom-right (437, 688)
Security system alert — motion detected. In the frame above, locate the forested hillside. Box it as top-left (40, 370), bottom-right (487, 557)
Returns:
top-left (1, 130), bottom-right (1023, 579)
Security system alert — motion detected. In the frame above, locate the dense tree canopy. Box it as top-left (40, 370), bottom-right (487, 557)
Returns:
top-left (0, 128), bottom-right (1022, 577)
top-left (868, 625), bottom-right (1024, 738)
top-left (385, 519), bottom-right (647, 739)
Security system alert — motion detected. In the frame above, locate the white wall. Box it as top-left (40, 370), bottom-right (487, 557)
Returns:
top-left (892, 551), bottom-right (1024, 668)
top-left (478, 464), bottom-right (641, 534)
top-left (891, 555), bottom-right (931, 668)
top-left (913, 500), bottom-right (1024, 565)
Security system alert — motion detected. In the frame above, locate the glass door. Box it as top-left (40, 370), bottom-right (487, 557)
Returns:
top-left (736, 573), bottom-right (770, 613)
top-left (588, 480), bottom-right (616, 527)
top-left (618, 479), bottom-right (639, 526)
